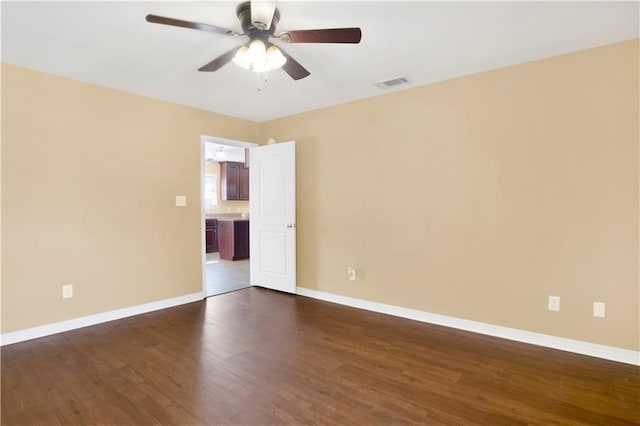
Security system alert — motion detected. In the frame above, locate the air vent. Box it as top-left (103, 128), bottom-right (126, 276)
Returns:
top-left (374, 76), bottom-right (410, 90)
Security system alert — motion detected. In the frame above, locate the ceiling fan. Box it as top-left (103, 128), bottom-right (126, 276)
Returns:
top-left (146, 1), bottom-right (362, 80)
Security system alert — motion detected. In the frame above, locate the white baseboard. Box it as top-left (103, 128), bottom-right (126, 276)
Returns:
top-left (1, 291), bottom-right (205, 346)
top-left (296, 287), bottom-right (640, 366)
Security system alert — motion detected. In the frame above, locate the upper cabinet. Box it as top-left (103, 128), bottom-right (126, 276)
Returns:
top-left (220, 162), bottom-right (249, 201)
top-left (238, 164), bottom-right (249, 200)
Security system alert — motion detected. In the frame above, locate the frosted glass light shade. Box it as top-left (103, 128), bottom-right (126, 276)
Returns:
top-left (266, 45), bottom-right (287, 69)
top-left (232, 46), bottom-right (251, 69)
top-left (248, 39), bottom-right (267, 71)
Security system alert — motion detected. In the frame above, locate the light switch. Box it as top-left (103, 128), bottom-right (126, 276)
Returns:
top-left (593, 302), bottom-right (605, 318)
top-left (63, 284), bottom-right (73, 299)
top-left (548, 295), bottom-right (560, 312)
top-left (175, 195), bottom-right (187, 207)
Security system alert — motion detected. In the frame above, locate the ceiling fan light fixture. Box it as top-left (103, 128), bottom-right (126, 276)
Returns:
top-left (215, 146), bottom-right (227, 159)
top-left (232, 39), bottom-right (286, 73)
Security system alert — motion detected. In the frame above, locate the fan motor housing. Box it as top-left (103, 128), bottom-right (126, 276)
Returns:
top-left (236, 1), bottom-right (280, 36)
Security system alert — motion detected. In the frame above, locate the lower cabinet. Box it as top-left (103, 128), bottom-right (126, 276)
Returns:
top-left (218, 220), bottom-right (249, 261)
top-left (205, 219), bottom-right (218, 253)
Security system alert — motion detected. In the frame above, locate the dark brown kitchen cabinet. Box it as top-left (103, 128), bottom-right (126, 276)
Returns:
top-left (205, 219), bottom-right (218, 253)
top-left (218, 220), bottom-right (249, 261)
top-left (220, 162), bottom-right (249, 201)
top-left (238, 166), bottom-right (249, 200)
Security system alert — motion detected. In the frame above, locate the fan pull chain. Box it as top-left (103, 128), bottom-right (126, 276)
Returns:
top-left (256, 72), bottom-right (269, 92)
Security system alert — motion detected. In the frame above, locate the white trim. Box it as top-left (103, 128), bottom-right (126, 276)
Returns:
top-left (200, 138), bottom-right (207, 296)
top-left (201, 135), bottom-right (258, 150)
top-left (0, 292), bottom-right (205, 346)
top-left (296, 287), bottom-right (640, 366)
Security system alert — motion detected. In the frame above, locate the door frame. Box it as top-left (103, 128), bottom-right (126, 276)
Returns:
top-left (200, 135), bottom-right (258, 296)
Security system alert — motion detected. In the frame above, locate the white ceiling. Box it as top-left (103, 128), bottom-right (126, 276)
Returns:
top-left (2, 1), bottom-right (638, 122)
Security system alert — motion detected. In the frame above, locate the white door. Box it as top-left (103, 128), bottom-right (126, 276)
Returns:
top-left (249, 141), bottom-right (296, 293)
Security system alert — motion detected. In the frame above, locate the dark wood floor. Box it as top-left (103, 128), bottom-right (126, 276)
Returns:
top-left (2, 288), bottom-right (639, 425)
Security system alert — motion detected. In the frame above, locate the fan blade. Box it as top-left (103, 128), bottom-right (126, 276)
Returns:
top-left (278, 47), bottom-right (310, 80)
top-left (198, 47), bottom-right (241, 72)
top-left (250, 0), bottom-right (276, 30)
top-left (284, 28), bottom-right (361, 44)
top-left (146, 14), bottom-right (239, 36)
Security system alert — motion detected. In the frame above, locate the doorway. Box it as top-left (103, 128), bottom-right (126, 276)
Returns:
top-left (201, 135), bottom-right (258, 297)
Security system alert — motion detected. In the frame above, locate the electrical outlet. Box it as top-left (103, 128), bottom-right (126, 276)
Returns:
top-left (347, 267), bottom-right (356, 281)
top-left (62, 284), bottom-right (73, 299)
top-left (548, 295), bottom-right (560, 312)
top-left (175, 195), bottom-right (186, 207)
top-left (593, 302), bottom-right (605, 318)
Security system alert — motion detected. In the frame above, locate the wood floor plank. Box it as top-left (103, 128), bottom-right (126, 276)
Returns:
top-left (2, 287), bottom-right (639, 425)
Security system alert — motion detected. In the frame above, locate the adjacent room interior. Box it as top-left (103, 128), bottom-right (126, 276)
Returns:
top-left (1, 1), bottom-right (639, 424)
top-left (203, 140), bottom-right (252, 297)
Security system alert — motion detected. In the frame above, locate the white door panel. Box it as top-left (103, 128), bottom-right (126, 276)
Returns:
top-left (259, 231), bottom-right (287, 274)
top-left (250, 141), bottom-right (296, 293)
top-left (258, 156), bottom-right (287, 216)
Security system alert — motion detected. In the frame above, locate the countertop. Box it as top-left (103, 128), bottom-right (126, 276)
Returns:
top-left (205, 214), bottom-right (249, 221)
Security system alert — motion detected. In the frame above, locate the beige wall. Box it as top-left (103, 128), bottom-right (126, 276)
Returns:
top-left (204, 161), bottom-right (249, 215)
top-left (2, 40), bottom-right (638, 352)
top-left (1, 63), bottom-right (259, 333)
top-left (261, 39), bottom-right (639, 351)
